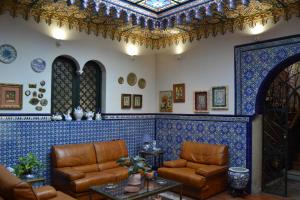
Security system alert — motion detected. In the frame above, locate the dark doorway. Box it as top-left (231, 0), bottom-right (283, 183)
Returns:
top-left (262, 61), bottom-right (300, 197)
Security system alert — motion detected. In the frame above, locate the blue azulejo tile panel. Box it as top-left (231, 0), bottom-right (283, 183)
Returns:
top-left (156, 116), bottom-right (250, 168)
top-left (235, 35), bottom-right (300, 115)
top-left (0, 118), bottom-right (155, 183)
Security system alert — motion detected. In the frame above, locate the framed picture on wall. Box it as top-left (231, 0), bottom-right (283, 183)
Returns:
top-left (194, 91), bottom-right (209, 113)
top-left (121, 94), bottom-right (131, 109)
top-left (133, 94), bottom-right (142, 109)
top-left (0, 83), bottom-right (23, 110)
top-left (173, 83), bottom-right (185, 103)
top-left (211, 86), bottom-right (228, 110)
top-left (159, 91), bottom-right (173, 112)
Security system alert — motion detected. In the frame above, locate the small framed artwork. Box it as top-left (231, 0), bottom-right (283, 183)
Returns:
top-left (211, 86), bottom-right (228, 110)
top-left (159, 91), bottom-right (173, 112)
top-left (0, 83), bottom-right (23, 110)
top-left (194, 91), bottom-right (209, 113)
top-left (173, 83), bottom-right (185, 103)
top-left (121, 94), bottom-right (131, 109)
top-left (133, 94), bottom-right (142, 109)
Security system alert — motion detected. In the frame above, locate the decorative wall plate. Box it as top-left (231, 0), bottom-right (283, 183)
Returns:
top-left (40, 80), bottom-right (45, 86)
top-left (0, 44), bottom-right (17, 64)
top-left (138, 78), bottom-right (146, 89)
top-left (29, 98), bottom-right (39, 105)
top-left (38, 93), bottom-right (43, 98)
top-left (25, 90), bottom-right (31, 96)
top-left (118, 77), bottom-right (124, 84)
top-left (39, 88), bottom-right (46, 93)
top-left (40, 99), bottom-right (48, 106)
top-left (127, 73), bottom-right (137, 86)
top-left (31, 58), bottom-right (46, 73)
top-left (35, 106), bottom-right (42, 111)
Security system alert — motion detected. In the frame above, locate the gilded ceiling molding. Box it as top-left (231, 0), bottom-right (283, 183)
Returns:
top-left (0, 0), bottom-right (299, 49)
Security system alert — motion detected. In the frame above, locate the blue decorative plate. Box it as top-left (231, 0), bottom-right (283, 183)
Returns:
top-left (31, 58), bottom-right (46, 73)
top-left (0, 44), bottom-right (17, 64)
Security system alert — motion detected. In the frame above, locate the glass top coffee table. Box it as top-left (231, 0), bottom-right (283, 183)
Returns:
top-left (89, 177), bottom-right (182, 200)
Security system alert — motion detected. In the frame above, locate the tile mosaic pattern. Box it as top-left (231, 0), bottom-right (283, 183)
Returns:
top-left (156, 115), bottom-right (251, 168)
top-left (0, 119), bottom-right (155, 183)
top-left (235, 35), bottom-right (300, 115)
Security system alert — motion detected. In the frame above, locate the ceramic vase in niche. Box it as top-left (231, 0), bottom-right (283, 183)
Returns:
top-left (228, 167), bottom-right (249, 191)
top-left (73, 106), bottom-right (83, 121)
top-left (85, 111), bottom-right (94, 120)
top-left (128, 173), bottom-right (142, 185)
top-left (95, 112), bottom-right (102, 120)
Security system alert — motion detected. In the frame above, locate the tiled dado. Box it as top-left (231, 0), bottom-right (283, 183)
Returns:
top-left (0, 118), bottom-right (155, 183)
top-left (156, 115), bottom-right (252, 170)
top-left (0, 114), bottom-right (252, 185)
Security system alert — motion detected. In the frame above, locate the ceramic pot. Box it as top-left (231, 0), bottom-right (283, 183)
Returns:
top-left (228, 167), bottom-right (249, 190)
top-left (95, 112), bottom-right (102, 120)
top-left (85, 111), bottom-right (94, 121)
top-left (128, 173), bottom-right (142, 185)
top-left (73, 106), bottom-right (83, 121)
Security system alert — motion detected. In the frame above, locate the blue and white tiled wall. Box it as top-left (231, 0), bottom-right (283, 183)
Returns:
top-left (0, 117), bottom-right (155, 183)
top-left (156, 115), bottom-right (251, 168)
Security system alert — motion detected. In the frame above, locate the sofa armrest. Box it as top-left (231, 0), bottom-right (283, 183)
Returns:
top-left (53, 168), bottom-right (85, 181)
top-left (195, 165), bottom-right (227, 177)
top-left (34, 186), bottom-right (57, 200)
top-left (163, 159), bottom-right (187, 168)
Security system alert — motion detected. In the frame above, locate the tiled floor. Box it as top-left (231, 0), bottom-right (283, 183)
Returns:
top-left (160, 192), bottom-right (293, 200)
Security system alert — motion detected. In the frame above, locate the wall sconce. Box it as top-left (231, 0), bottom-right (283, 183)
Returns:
top-left (176, 54), bottom-right (182, 60)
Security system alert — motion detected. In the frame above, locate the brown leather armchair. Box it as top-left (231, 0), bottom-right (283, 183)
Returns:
top-left (0, 165), bottom-right (76, 200)
top-left (51, 140), bottom-right (129, 200)
top-left (158, 141), bottom-right (229, 200)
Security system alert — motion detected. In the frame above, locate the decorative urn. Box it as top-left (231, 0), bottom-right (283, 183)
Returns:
top-left (73, 106), bottom-right (83, 121)
top-left (95, 112), bottom-right (102, 120)
top-left (228, 167), bottom-right (250, 190)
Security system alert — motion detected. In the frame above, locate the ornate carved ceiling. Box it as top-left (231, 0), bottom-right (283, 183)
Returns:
top-left (0, 0), bottom-right (299, 49)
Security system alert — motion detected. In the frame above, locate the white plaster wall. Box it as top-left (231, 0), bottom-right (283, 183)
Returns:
top-left (0, 13), bottom-right (156, 114)
top-left (156, 17), bottom-right (300, 114)
top-left (251, 114), bottom-right (263, 194)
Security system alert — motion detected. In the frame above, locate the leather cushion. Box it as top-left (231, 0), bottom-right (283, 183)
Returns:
top-left (98, 161), bottom-right (119, 171)
top-left (52, 143), bottom-right (97, 168)
top-left (180, 142), bottom-right (228, 166)
top-left (101, 167), bottom-right (128, 181)
top-left (186, 162), bottom-right (208, 169)
top-left (71, 172), bottom-right (115, 193)
top-left (163, 159), bottom-right (187, 168)
top-left (0, 165), bottom-right (25, 200)
top-left (14, 182), bottom-right (37, 200)
top-left (54, 191), bottom-right (77, 200)
top-left (158, 167), bottom-right (206, 188)
top-left (54, 168), bottom-right (85, 181)
top-left (94, 140), bottom-right (128, 164)
top-left (195, 165), bottom-right (228, 177)
top-left (34, 186), bottom-right (57, 200)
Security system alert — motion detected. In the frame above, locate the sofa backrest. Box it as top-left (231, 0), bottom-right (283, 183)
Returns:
top-left (94, 140), bottom-right (128, 165)
top-left (0, 165), bottom-right (37, 200)
top-left (180, 142), bottom-right (228, 166)
top-left (52, 143), bottom-right (97, 169)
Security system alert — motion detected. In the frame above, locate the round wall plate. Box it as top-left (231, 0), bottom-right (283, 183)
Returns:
top-left (118, 77), bottom-right (124, 84)
top-left (127, 73), bottom-right (137, 86)
top-left (31, 58), bottom-right (46, 73)
top-left (0, 44), bottom-right (17, 64)
top-left (138, 78), bottom-right (146, 89)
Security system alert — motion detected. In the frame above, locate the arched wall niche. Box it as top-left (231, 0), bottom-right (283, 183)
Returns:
top-left (235, 34), bottom-right (300, 116)
top-left (255, 53), bottom-right (300, 114)
top-left (82, 60), bottom-right (107, 113)
top-left (235, 34), bottom-right (300, 194)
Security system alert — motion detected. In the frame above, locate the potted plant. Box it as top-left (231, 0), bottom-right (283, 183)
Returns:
top-left (117, 156), bottom-right (151, 185)
top-left (13, 153), bottom-right (43, 178)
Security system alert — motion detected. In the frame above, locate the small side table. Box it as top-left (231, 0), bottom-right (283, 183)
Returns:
top-left (22, 176), bottom-right (45, 187)
top-left (139, 150), bottom-right (164, 170)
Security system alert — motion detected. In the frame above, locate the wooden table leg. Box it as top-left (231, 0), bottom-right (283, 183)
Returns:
top-left (180, 185), bottom-right (182, 200)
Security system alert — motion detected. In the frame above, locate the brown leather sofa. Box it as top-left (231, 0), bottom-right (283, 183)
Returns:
top-left (158, 141), bottom-right (228, 200)
top-left (51, 140), bottom-right (129, 200)
top-left (0, 165), bottom-right (76, 200)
